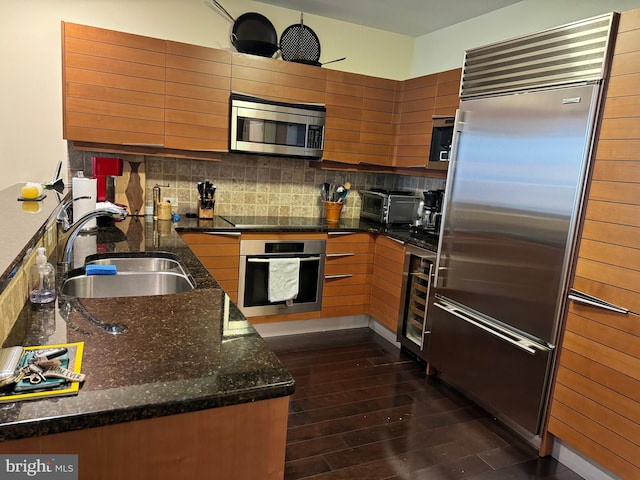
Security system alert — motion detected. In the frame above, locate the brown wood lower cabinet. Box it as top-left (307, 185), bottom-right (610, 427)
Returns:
top-left (180, 231), bottom-right (240, 303)
top-left (0, 396), bottom-right (289, 480)
top-left (547, 305), bottom-right (640, 479)
top-left (369, 235), bottom-right (406, 332)
top-left (322, 232), bottom-right (374, 318)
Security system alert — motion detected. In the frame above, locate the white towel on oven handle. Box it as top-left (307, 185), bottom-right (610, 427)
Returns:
top-left (268, 258), bottom-right (300, 304)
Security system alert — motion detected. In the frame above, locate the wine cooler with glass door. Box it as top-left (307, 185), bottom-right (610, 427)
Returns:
top-left (397, 245), bottom-right (437, 361)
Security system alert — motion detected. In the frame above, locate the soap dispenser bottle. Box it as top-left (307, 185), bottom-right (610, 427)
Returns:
top-left (29, 247), bottom-right (56, 304)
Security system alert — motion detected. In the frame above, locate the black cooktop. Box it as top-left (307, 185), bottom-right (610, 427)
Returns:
top-left (368, 188), bottom-right (414, 195)
top-left (221, 215), bottom-right (327, 229)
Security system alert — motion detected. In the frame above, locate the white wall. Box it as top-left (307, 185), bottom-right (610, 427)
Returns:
top-left (412, 0), bottom-right (640, 76)
top-left (0, 0), bottom-right (413, 191)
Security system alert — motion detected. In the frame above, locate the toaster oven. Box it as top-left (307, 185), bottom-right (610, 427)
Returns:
top-left (360, 189), bottom-right (421, 225)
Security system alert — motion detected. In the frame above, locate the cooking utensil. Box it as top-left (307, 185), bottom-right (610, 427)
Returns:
top-left (281, 13), bottom-right (319, 63)
top-left (280, 13), bottom-right (346, 67)
top-left (291, 57), bottom-right (347, 67)
top-left (210, 1), bottom-right (278, 57)
top-left (337, 185), bottom-right (350, 203)
top-left (321, 183), bottom-right (330, 202)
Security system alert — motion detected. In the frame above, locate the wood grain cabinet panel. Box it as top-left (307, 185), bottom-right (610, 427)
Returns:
top-left (180, 232), bottom-right (240, 303)
top-left (393, 68), bottom-right (460, 170)
top-left (324, 70), bottom-right (365, 164)
top-left (62, 22), bottom-right (166, 146)
top-left (369, 235), bottom-right (405, 332)
top-left (231, 52), bottom-right (326, 104)
top-left (324, 72), bottom-right (398, 166)
top-left (0, 396), bottom-right (289, 480)
top-left (547, 10), bottom-right (640, 479)
top-left (359, 76), bottom-right (397, 166)
top-left (322, 232), bottom-right (374, 318)
top-left (165, 41), bottom-right (231, 151)
top-left (393, 73), bottom-right (437, 168)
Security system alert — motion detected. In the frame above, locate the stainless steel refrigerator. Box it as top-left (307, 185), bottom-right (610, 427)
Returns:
top-left (428, 13), bottom-right (618, 441)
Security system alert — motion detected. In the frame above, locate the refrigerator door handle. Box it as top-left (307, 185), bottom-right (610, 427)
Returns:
top-left (433, 301), bottom-right (546, 355)
top-left (568, 289), bottom-right (629, 314)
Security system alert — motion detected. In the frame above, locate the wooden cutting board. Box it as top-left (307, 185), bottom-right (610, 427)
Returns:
top-left (115, 156), bottom-right (146, 216)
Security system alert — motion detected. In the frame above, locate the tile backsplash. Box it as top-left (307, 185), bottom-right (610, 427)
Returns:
top-left (69, 147), bottom-right (445, 220)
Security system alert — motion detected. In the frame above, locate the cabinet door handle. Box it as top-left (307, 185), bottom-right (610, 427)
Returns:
top-left (326, 253), bottom-right (355, 258)
top-left (123, 143), bottom-right (164, 147)
top-left (328, 231), bottom-right (355, 236)
top-left (387, 236), bottom-right (405, 245)
top-left (324, 274), bottom-right (353, 279)
top-left (248, 256), bottom-right (321, 263)
top-left (205, 231), bottom-right (241, 237)
top-left (568, 289), bottom-right (628, 314)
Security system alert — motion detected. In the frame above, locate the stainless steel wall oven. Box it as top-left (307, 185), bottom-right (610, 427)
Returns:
top-left (238, 238), bottom-right (326, 317)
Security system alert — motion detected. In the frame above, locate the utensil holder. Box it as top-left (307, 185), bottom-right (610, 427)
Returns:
top-left (324, 201), bottom-right (343, 223)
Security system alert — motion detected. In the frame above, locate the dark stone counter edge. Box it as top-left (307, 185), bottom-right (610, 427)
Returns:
top-left (0, 381), bottom-right (294, 442)
top-left (176, 219), bottom-right (440, 253)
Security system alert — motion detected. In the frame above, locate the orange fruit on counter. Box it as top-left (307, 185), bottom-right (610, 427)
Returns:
top-left (21, 182), bottom-right (43, 199)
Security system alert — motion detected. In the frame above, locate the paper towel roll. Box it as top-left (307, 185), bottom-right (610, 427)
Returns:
top-left (72, 175), bottom-right (97, 231)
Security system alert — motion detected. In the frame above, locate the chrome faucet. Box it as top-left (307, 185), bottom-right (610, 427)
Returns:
top-left (56, 196), bottom-right (128, 270)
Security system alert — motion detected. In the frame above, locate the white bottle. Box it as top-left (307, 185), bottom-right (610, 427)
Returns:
top-left (29, 247), bottom-right (56, 304)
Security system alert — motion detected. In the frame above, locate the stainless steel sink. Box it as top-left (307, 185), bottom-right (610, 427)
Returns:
top-left (61, 271), bottom-right (195, 298)
top-left (61, 252), bottom-right (195, 298)
top-left (84, 252), bottom-right (187, 275)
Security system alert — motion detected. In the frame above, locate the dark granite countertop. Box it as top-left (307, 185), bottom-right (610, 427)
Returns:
top-left (0, 204), bottom-right (438, 442)
top-left (0, 217), bottom-right (295, 442)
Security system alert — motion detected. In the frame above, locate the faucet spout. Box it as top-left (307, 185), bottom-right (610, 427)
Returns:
top-left (56, 198), bottom-right (128, 270)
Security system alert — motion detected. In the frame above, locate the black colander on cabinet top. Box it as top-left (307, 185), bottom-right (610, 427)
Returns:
top-left (280, 16), bottom-right (321, 66)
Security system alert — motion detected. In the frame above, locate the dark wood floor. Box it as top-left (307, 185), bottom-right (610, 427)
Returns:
top-left (265, 328), bottom-right (583, 480)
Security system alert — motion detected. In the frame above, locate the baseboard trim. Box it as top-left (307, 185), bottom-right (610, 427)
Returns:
top-left (552, 439), bottom-right (620, 480)
top-left (367, 318), bottom-right (401, 348)
top-left (252, 314), bottom-right (370, 337)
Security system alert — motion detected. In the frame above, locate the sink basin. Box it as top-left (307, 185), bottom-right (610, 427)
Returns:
top-left (61, 271), bottom-right (195, 298)
top-left (62, 252), bottom-right (196, 298)
top-left (84, 252), bottom-right (187, 275)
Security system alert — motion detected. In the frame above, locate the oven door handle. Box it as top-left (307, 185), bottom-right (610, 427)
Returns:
top-left (247, 256), bottom-right (322, 263)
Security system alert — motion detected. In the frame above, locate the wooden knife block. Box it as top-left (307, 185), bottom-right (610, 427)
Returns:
top-left (198, 201), bottom-right (214, 219)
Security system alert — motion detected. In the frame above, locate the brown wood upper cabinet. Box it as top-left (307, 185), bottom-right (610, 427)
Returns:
top-left (393, 68), bottom-right (461, 170)
top-left (62, 22), bottom-right (166, 147)
top-left (323, 71), bottom-right (398, 167)
top-left (165, 42), bottom-right (231, 151)
top-left (230, 52), bottom-right (326, 104)
top-left (62, 22), bottom-right (460, 166)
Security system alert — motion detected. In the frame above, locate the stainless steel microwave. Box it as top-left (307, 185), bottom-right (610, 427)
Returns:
top-left (360, 189), bottom-right (421, 225)
top-left (230, 93), bottom-right (326, 158)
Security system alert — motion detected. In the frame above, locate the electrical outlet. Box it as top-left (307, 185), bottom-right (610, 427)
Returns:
top-left (163, 197), bottom-right (178, 207)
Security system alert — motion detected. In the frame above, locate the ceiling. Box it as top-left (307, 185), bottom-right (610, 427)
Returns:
top-left (255, 0), bottom-right (523, 37)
